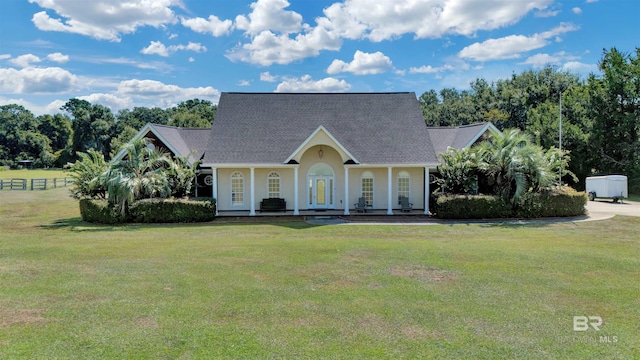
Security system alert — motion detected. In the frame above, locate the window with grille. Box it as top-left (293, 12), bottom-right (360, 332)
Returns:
top-left (267, 172), bottom-right (280, 198)
top-left (398, 171), bottom-right (410, 204)
top-left (231, 172), bottom-right (244, 206)
top-left (361, 171), bottom-right (374, 206)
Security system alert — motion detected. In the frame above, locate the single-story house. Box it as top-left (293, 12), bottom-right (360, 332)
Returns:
top-left (121, 92), bottom-right (498, 216)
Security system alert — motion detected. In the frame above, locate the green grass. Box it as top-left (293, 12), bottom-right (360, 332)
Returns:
top-left (1, 189), bottom-right (638, 359)
top-left (0, 168), bottom-right (67, 179)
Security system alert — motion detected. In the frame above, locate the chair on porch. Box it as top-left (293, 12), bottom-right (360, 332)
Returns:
top-left (354, 197), bottom-right (372, 213)
top-left (399, 196), bottom-right (413, 212)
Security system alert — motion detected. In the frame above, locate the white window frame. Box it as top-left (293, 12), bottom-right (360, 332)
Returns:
top-left (361, 171), bottom-right (374, 206)
top-left (231, 171), bottom-right (244, 207)
top-left (267, 171), bottom-right (281, 198)
top-left (397, 171), bottom-right (410, 205)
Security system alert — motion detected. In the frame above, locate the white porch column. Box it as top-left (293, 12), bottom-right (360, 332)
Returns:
top-left (293, 166), bottom-right (300, 215)
top-left (424, 167), bottom-right (431, 215)
top-left (250, 167), bottom-right (256, 216)
top-left (212, 168), bottom-right (218, 216)
top-left (344, 166), bottom-right (350, 215)
top-left (387, 167), bottom-right (393, 215)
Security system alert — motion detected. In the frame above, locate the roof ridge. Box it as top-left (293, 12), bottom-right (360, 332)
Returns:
top-left (223, 92), bottom-right (413, 95)
top-left (425, 122), bottom-right (488, 129)
top-left (149, 123), bottom-right (211, 131)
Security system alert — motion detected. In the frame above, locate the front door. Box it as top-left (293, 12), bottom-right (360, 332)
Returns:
top-left (309, 176), bottom-right (334, 209)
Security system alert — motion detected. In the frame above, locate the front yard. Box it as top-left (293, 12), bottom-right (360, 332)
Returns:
top-left (0, 188), bottom-right (638, 358)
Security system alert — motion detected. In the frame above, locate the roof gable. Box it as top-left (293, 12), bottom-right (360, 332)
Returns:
top-left (285, 125), bottom-right (359, 164)
top-left (427, 122), bottom-right (500, 155)
top-left (114, 123), bottom-right (210, 165)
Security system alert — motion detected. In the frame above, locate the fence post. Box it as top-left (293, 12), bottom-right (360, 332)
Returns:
top-left (31, 178), bottom-right (34, 190)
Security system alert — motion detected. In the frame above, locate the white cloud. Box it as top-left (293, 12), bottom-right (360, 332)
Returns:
top-left (572, 7), bottom-right (582, 14)
top-left (317, 0), bottom-right (553, 42)
top-left (535, 10), bottom-right (560, 18)
top-left (9, 54), bottom-right (42, 68)
top-left (234, 0), bottom-right (305, 35)
top-left (46, 52), bottom-right (69, 63)
top-left (29, 0), bottom-right (180, 42)
top-left (0, 54), bottom-right (11, 60)
top-left (275, 75), bottom-right (351, 92)
top-left (520, 51), bottom-right (580, 68)
top-left (79, 93), bottom-right (133, 111)
top-left (260, 72), bottom-right (278, 82)
top-left (237, 80), bottom-right (251, 86)
top-left (327, 50), bottom-right (393, 75)
top-left (226, 27), bottom-right (341, 66)
top-left (181, 15), bottom-right (233, 36)
top-left (140, 41), bottom-right (207, 57)
top-left (84, 56), bottom-right (174, 72)
top-left (188, 57), bottom-right (195, 63)
top-left (0, 66), bottom-right (77, 93)
top-left (117, 79), bottom-right (220, 107)
top-left (140, 41), bottom-right (170, 57)
top-left (409, 64), bottom-right (455, 74)
top-left (458, 23), bottom-right (579, 61)
top-left (561, 61), bottom-right (597, 73)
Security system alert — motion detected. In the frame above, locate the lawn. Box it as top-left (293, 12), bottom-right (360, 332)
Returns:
top-left (0, 168), bottom-right (67, 179)
top-left (0, 188), bottom-right (638, 359)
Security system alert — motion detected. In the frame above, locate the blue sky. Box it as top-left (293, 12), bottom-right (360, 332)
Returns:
top-left (0, 0), bottom-right (638, 115)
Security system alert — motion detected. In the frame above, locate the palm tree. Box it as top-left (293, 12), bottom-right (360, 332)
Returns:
top-left (477, 129), bottom-right (552, 203)
top-left (435, 147), bottom-right (479, 194)
top-left (102, 137), bottom-right (172, 214)
top-left (65, 149), bottom-right (108, 200)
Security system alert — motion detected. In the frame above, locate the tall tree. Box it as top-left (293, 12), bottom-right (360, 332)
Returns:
top-left (587, 48), bottom-right (640, 182)
top-left (61, 99), bottom-right (116, 159)
top-left (168, 99), bottom-right (216, 128)
top-left (0, 104), bottom-right (54, 167)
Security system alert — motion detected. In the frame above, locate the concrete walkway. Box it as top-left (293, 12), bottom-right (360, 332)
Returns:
top-left (306, 200), bottom-right (640, 226)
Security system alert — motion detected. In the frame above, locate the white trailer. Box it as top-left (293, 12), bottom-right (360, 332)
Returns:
top-left (585, 175), bottom-right (628, 202)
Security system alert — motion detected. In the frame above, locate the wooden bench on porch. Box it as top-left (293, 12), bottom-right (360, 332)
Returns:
top-left (260, 198), bottom-right (287, 212)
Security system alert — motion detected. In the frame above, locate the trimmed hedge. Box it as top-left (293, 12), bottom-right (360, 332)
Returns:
top-left (514, 189), bottom-right (587, 218)
top-left (79, 198), bottom-right (216, 224)
top-left (434, 194), bottom-right (511, 219)
top-left (130, 198), bottom-right (215, 223)
top-left (434, 189), bottom-right (587, 219)
top-left (79, 199), bottom-right (128, 224)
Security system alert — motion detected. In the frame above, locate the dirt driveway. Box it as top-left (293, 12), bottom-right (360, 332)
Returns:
top-left (584, 199), bottom-right (640, 221)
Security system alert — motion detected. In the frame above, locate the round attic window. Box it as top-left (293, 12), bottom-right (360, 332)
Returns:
top-left (146, 143), bottom-right (156, 151)
top-left (203, 175), bottom-right (213, 186)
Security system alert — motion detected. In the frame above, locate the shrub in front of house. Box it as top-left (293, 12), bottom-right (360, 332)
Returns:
top-left (79, 198), bottom-right (216, 224)
top-left (79, 199), bottom-right (129, 224)
top-left (434, 193), bottom-right (511, 219)
top-left (434, 189), bottom-right (587, 219)
top-left (514, 188), bottom-right (587, 218)
top-left (129, 198), bottom-right (215, 223)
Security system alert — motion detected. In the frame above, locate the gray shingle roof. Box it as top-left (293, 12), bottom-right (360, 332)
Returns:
top-left (204, 92), bottom-right (438, 165)
top-left (149, 124), bottom-right (210, 164)
top-left (427, 122), bottom-right (495, 155)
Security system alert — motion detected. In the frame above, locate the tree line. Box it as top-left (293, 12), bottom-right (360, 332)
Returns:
top-left (1, 47), bottom-right (638, 191)
top-left (419, 47), bottom-right (639, 191)
top-left (0, 98), bottom-right (216, 168)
